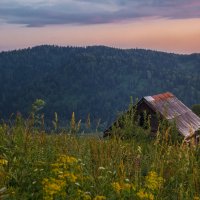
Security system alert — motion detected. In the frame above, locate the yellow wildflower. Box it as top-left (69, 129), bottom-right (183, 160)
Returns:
top-left (145, 171), bottom-right (164, 191)
top-left (122, 183), bottom-right (132, 191)
top-left (42, 178), bottom-right (66, 200)
top-left (0, 159), bottom-right (8, 166)
top-left (42, 154), bottom-right (81, 199)
top-left (137, 189), bottom-right (154, 200)
top-left (137, 189), bottom-right (148, 199)
top-left (58, 155), bottom-right (78, 164)
top-left (112, 182), bottom-right (121, 193)
top-left (51, 163), bottom-right (63, 168)
top-left (64, 172), bottom-right (77, 182)
top-left (52, 168), bottom-right (63, 174)
top-left (94, 195), bottom-right (106, 200)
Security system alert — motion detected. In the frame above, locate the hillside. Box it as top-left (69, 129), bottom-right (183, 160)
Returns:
top-left (0, 45), bottom-right (200, 125)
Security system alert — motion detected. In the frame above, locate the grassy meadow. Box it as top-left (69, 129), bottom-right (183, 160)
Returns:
top-left (0, 114), bottom-right (200, 200)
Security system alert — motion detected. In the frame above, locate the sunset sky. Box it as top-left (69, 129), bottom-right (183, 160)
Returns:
top-left (0, 0), bottom-right (200, 53)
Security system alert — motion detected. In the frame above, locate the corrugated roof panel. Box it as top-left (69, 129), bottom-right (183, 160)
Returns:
top-left (150, 97), bottom-right (189, 118)
top-left (144, 96), bottom-right (154, 102)
top-left (173, 111), bottom-right (200, 137)
top-left (152, 92), bottom-right (174, 101)
top-left (145, 92), bottom-right (200, 137)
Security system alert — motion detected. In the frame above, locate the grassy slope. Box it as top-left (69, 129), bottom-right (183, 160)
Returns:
top-left (0, 119), bottom-right (200, 199)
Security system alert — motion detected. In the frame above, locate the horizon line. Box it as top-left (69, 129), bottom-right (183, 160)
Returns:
top-left (1, 44), bottom-right (199, 56)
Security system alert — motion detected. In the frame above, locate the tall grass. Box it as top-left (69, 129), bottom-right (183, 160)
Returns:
top-left (0, 115), bottom-right (200, 199)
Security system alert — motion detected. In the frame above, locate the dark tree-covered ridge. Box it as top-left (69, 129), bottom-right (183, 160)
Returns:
top-left (0, 45), bottom-right (200, 125)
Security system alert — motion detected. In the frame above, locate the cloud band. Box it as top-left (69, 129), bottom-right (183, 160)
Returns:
top-left (0, 0), bottom-right (200, 27)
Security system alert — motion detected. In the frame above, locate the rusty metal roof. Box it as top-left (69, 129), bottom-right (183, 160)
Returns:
top-left (144, 92), bottom-right (200, 137)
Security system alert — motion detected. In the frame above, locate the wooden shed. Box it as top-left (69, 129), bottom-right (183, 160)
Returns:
top-left (104, 92), bottom-right (200, 142)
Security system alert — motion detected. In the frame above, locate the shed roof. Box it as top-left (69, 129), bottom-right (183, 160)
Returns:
top-left (143, 92), bottom-right (200, 137)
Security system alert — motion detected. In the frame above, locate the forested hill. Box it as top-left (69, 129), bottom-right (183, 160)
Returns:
top-left (0, 45), bottom-right (200, 125)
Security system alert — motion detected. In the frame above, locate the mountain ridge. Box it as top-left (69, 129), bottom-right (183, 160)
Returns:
top-left (0, 45), bottom-right (200, 125)
top-left (1, 45), bottom-right (199, 56)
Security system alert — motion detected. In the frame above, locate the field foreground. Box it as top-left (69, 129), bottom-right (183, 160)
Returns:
top-left (0, 121), bottom-right (200, 200)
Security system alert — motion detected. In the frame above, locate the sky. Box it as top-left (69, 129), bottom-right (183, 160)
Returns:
top-left (0, 0), bottom-right (200, 53)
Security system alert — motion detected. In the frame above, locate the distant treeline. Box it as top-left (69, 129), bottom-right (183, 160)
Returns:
top-left (0, 45), bottom-right (200, 125)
